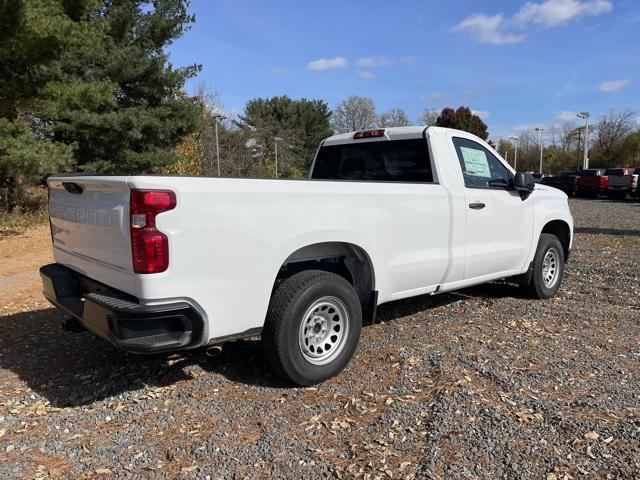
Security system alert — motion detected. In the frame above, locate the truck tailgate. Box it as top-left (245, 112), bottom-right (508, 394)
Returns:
top-left (48, 176), bottom-right (132, 271)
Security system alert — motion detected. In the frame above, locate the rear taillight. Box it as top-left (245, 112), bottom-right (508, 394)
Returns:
top-left (130, 189), bottom-right (176, 274)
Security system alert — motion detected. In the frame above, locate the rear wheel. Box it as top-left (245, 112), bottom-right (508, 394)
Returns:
top-left (521, 233), bottom-right (565, 299)
top-left (262, 270), bottom-right (362, 385)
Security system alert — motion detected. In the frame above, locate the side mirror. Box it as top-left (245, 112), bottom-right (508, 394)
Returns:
top-left (514, 172), bottom-right (535, 194)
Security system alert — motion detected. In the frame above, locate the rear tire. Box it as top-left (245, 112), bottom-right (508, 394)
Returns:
top-left (522, 233), bottom-right (565, 299)
top-left (261, 270), bottom-right (362, 386)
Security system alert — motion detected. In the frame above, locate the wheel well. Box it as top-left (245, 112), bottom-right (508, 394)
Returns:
top-left (541, 220), bottom-right (570, 260)
top-left (276, 242), bottom-right (375, 319)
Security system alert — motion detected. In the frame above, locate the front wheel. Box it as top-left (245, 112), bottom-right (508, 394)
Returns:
top-left (521, 233), bottom-right (565, 299)
top-left (261, 270), bottom-right (362, 386)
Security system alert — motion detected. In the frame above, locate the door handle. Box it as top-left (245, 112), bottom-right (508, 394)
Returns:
top-left (468, 202), bottom-right (486, 210)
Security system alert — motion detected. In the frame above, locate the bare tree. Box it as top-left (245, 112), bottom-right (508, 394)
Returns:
top-left (331, 96), bottom-right (378, 133)
top-left (549, 120), bottom-right (579, 169)
top-left (418, 108), bottom-right (440, 126)
top-left (379, 108), bottom-right (410, 127)
top-left (595, 110), bottom-right (634, 164)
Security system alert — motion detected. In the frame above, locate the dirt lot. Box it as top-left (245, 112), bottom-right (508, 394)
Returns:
top-left (0, 198), bottom-right (638, 479)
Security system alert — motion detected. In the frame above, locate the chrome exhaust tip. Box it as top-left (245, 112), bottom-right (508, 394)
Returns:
top-left (205, 345), bottom-right (223, 357)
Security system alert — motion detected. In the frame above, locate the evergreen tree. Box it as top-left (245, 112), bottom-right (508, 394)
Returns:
top-left (237, 96), bottom-right (332, 176)
top-left (0, 0), bottom-right (201, 185)
top-left (42, 0), bottom-right (202, 173)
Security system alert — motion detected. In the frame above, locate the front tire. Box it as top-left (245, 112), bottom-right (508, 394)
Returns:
top-left (522, 233), bottom-right (565, 299)
top-left (262, 270), bottom-right (362, 386)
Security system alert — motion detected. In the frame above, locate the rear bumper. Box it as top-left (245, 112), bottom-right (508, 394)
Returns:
top-left (40, 263), bottom-right (204, 353)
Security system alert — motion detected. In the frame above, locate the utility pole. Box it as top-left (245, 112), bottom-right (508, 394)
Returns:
top-left (274, 137), bottom-right (282, 178)
top-left (575, 129), bottom-right (582, 170)
top-left (577, 112), bottom-right (590, 170)
top-left (213, 114), bottom-right (226, 176)
top-left (534, 127), bottom-right (544, 174)
top-left (509, 136), bottom-right (519, 170)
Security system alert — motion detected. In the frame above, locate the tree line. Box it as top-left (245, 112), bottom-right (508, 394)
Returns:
top-left (497, 110), bottom-right (639, 174)
top-left (170, 93), bottom-right (490, 178)
top-left (1, 1), bottom-right (638, 213)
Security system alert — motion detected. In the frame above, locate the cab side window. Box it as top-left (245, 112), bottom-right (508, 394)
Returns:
top-left (452, 137), bottom-right (511, 188)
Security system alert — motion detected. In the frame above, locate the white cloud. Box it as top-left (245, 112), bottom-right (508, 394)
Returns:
top-left (356, 56), bottom-right (393, 67)
top-left (598, 79), bottom-right (631, 92)
top-left (357, 70), bottom-right (376, 80)
top-left (472, 110), bottom-right (491, 120)
top-left (453, 0), bottom-right (612, 44)
top-left (452, 14), bottom-right (525, 45)
top-left (555, 110), bottom-right (579, 121)
top-left (515, 0), bottom-right (612, 27)
top-left (307, 57), bottom-right (347, 71)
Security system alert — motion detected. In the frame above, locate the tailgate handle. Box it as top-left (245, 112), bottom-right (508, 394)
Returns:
top-left (62, 182), bottom-right (84, 194)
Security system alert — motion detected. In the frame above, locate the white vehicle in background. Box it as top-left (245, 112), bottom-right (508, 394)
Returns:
top-left (41, 126), bottom-right (573, 385)
top-left (605, 167), bottom-right (638, 199)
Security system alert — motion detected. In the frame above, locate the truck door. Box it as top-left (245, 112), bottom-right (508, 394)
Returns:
top-left (450, 136), bottom-right (534, 280)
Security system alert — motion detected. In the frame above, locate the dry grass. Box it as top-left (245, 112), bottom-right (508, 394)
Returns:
top-left (0, 186), bottom-right (48, 237)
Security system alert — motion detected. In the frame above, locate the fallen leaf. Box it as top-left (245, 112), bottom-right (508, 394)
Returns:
top-left (243, 431), bottom-right (260, 443)
top-left (584, 431), bottom-right (599, 441)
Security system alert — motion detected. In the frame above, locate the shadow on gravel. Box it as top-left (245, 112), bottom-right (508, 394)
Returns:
top-left (574, 226), bottom-right (640, 237)
top-left (0, 282), bottom-right (520, 402)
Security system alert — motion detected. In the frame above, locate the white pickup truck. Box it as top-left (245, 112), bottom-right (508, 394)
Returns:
top-left (41, 126), bottom-right (573, 385)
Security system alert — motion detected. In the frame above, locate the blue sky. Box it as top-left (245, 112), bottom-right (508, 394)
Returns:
top-left (168, 0), bottom-right (640, 141)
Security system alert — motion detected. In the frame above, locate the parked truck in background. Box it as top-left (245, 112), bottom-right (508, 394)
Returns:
top-left (576, 169), bottom-right (608, 198)
top-left (631, 168), bottom-right (640, 198)
top-left (41, 126), bottom-right (574, 385)
top-left (606, 167), bottom-right (638, 200)
top-left (541, 171), bottom-right (580, 196)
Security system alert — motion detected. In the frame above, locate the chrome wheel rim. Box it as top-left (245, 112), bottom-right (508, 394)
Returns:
top-left (298, 296), bottom-right (349, 365)
top-left (542, 248), bottom-right (560, 288)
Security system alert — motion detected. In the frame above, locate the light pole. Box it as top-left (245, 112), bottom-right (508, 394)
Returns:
top-left (213, 114), bottom-right (226, 176)
top-left (534, 127), bottom-right (544, 174)
top-left (509, 136), bottom-right (519, 170)
top-left (274, 137), bottom-right (282, 178)
top-left (577, 112), bottom-right (590, 170)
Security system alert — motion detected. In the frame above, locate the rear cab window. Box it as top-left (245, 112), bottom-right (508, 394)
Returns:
top-left (311, 139), bottom-right (433, 182)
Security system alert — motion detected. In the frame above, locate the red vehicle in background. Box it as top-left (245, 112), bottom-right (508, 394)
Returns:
top-left (576, 169), bottom-right (608, 198)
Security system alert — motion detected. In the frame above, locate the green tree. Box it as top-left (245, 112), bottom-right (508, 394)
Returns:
top-left (436, 106), bottom-right (489, 140)
top-left (43, 0), bottom-right (201, 173)
top-left (236, 96), bottom-right (332, 176)
top-left (613, 130), bottom-right (640, 167)
top-left (0, 0), bottom-right (201, 186)
top-left (0, 0), bottom-right (91, 207)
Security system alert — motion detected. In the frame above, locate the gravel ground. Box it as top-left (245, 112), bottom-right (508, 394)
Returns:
top-left (0, 198), bottom-right (638, 479)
